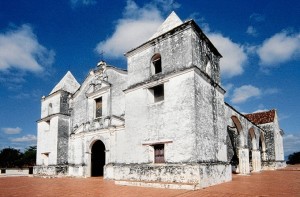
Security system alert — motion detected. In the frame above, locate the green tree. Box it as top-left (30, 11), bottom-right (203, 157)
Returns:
top-left (0, 147), bottom-right (23, 168)
top-left (287, 152), bottom-right (300, 165)
top-left (22, 146), bottom-right (36, 166)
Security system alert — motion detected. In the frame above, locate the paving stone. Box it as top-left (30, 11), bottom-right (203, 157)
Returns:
top-left (0, 165), bottom-right (299, 197)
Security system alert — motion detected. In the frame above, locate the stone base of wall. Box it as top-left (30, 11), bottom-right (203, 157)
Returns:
top-left (2, 168), bottom-right (29, 175)
top-left (33, 165), bottom-right (68, 177)
top-left (115, 180), bottom-right (198, 190)
top-left (105, 162), bottom-right (231, 190)
top-left (262, 160), bottom-right (286, 170)
top-left (68, 165), bottom-right (85, 177)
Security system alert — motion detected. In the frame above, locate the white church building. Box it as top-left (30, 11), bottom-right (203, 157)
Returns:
top-left (34, 12), bottom-right (285, 189)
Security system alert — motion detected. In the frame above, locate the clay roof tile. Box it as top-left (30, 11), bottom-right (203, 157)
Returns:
top-left (245, 109), bottom-right (276, 125)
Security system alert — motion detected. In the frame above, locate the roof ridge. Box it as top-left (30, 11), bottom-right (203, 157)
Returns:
top-left (49, 71), bottom-right (80, 95)
top-left (149, 11), bottom-right (183, 40)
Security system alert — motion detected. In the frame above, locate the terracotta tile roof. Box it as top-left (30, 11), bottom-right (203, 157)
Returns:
top-left (245, 109), bottom-right (276, 125)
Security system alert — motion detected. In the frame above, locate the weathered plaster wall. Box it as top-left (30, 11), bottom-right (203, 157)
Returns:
top-left (191, 30), bottom-right (221, 83)
top-left (126, 27), bottom-right (193, 88)
top-left (33, 165), bottom-right (68, 176)
top-left (105, 68), bottom-right (127, 117)
top-left (123, 70), bottom-right (196, 164)
top-left (193, 71), bottom-right (226, 162)
top-left (36, 117), bottom-right (59, 165)
top-left (71, 87), bottom-right (89, 127)
top-left (260, 123), bottom-right (275, 161)
top-left (41, 93), bottom-right (62, 118)
top-left (59, 91), bottom-right (70, 114)
top-left (272, 114), bottom-right (284, 161)
top-left (107, 163), bottom-right (231, 188)
top-left (57, 118), bottom-right (69, 164)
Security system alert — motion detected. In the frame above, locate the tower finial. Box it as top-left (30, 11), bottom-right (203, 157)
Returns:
top-left (100, 50), bottom-right (105, 61)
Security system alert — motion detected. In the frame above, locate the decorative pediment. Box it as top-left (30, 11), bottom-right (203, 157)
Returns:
top-left (85, 61), bottom-right (111, 97)
top-left (72, 118), bottom-right (106, 134)
top-left (71, 115), bottom-right (124, 136)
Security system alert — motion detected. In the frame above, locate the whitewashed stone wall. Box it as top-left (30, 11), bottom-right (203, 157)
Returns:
top-left (123, 70), bottom-right (196, 164)
top-left (259, 112), bottom-right (286, 169)
top-left (36, 116), bottom-right (59, 165)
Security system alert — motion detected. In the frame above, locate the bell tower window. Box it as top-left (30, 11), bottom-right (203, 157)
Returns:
top-left (206, 55), bottom-right (212, 77)
top-left (151, 54), bottom-right (162, 75)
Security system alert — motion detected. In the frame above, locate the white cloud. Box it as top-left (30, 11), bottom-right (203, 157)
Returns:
top-left (264, 88), bottom-right (279, 95)
top-left (10, 134), bottom-right (37, 142)
top-left (283, 133), bottom-right (300, 157)
top-left (0, 70), bottom-right (26, 90)
top-left (208, 33), bottom-right (248, 78)
top-left (231, 85), bottom-right (261, 104)
top-left (257, 31), bottom-right (300, 66)
top-left (152, 0), bottom-right (180, 12)
top-left (1, 127), bottom-right (22, 134)
top-left (9, 90), bottom-right (42, 100)
top-left (0, 24), bottom-right (55, 73)
top-left (70, 0), bottom-right (96, 7)
top-left (249, 13), bottom-right (265, 23)
top-left (246, 26), bottom-right (257, 36)
top-left (223, 83), bottom-right (234, 98)
top-left (252, 109), bottom-right (269, 113)
top-left (230, 86), bottom-right (279, 104)
top-left (95, 0), bottom-right (180, 58)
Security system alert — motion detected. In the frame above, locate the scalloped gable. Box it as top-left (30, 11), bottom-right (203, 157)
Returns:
top-left (149, 11), bottom-right (183, 40)
top-left (50, 71), bottom-right (80, 94)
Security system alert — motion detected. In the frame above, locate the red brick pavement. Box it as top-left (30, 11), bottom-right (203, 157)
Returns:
top-left (0, 165), bottom-right (299, 197)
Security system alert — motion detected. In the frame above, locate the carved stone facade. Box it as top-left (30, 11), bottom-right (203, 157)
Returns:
top-left (34, 12), bottom-right (285, 189)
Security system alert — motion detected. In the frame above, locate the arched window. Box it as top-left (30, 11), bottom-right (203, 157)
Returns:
top-left (206, 56), bottom-right (212, 77)
top-left (151, 53), bottom-right (162, 75)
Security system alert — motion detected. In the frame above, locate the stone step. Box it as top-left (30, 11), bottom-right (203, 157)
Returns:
top-left (115, 180), bottom-right (199, 190)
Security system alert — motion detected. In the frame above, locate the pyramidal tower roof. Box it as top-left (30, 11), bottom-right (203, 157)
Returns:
top-left (50, 71), bottom-right (80, 94)
top-left (149, 11), bottom-right (183, 40)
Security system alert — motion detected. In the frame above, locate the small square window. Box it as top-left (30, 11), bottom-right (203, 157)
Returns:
top-left (42, 153), bottom-right (49, 166)
top-left (95, 97), bottom-right (102, 118)
top-left (154, 144), bottom-right (165, 163)
top-left (149, 84), bottom-right (164, 103)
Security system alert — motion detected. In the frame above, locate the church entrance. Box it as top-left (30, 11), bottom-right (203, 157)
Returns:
top-left (91, 140), bottom-right (106, 177)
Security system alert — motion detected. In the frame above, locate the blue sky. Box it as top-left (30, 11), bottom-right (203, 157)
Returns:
top-left (0, 0), bottom-right (299, 157)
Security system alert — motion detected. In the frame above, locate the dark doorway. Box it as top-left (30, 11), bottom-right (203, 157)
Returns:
top-left (91, 140), bottom-right (105, 177)
top-left (227, 127), bottom-right (239, 172)
top-left (29, 167), bottom-right (33, 174)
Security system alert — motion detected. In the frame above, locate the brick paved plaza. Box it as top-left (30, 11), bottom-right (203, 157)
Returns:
top-left (0, 165), bottom-right (299, 197)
